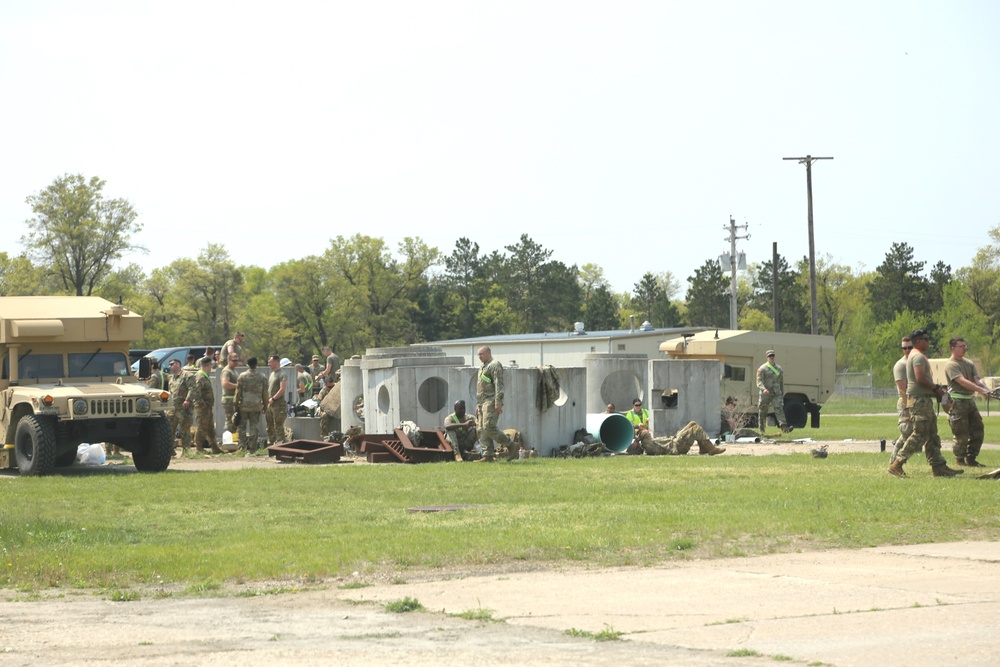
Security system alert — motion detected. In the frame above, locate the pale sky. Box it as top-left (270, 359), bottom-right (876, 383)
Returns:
top-left (2, 1), bottom-right (998, 297)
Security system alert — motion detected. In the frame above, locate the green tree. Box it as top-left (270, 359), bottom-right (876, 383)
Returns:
top-left (271, 255), bottom-right (337, 359)
top-left (866, 242), bottom-right (930, 322)
top-left (502, 234), bottom-right (580, 332)
top-left (439, 237), bottom-right (489, 339)
top-left (632, 272), bottom-right (681, 327)
top-left (580, 284), bottom-right (617, 331)
top-left (0, 252), bottom-right (51, 296)
top-left (22, 174), bottom-right (145, 296)
top-left (327, 234), bottom-right (439, 349)
top-left (685, 260), bottom-right (730, 327)
top-left (164, 244), bottom-right (245, 343)
top-left (749, 255), bottom-right (808, 333)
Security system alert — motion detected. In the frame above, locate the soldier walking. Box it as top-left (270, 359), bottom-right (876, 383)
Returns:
top-left (475, 346), bottom-right (512, 462)
top-left (888, 329), bottom-right (963, 478)
top-left (944, 337), bottom-right (991, 467)
top-left (235, 357), bottom-right (268, 452)
top-left (889, 336), bottom-right (914, 462)
top-left (757, 350), bottom-right (791, 434)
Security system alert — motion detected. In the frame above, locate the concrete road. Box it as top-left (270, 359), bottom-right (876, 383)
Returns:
top-left (346, 541), bottom-right (1000, 666)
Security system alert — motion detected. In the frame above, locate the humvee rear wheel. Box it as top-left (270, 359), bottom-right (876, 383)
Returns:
top-left (132, 415), bottom-right (173, 472)
top-left (784, 400), bottom-right (808, 429)
top-left (15, 415), bottom-right (57, 476)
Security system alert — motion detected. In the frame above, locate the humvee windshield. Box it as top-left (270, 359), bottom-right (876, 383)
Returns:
top-left (5, 353), bottom-right (64, 380)
top-left (68, 352), bottom-right (130, 378)
top-left (2, 352), bottom-right (131, 380)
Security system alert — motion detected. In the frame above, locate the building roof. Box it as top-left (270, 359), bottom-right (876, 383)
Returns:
top-left (427, 325), bottom-right (706, 345)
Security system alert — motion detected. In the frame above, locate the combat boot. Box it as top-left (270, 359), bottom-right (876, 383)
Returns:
top-left (887, 457), bottom-right (908, 479)
top-left (955, 457), bottom-right (967, 466)
top-left (964, 458), bottom-right (986, 468)
top-left (931, 463), bottom-right (964, 477)
top-left (698, 441), bottom-right (726, 456)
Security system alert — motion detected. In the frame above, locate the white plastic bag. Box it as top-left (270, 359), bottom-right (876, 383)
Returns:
top-left (76, 443), bottom-right (106, 466)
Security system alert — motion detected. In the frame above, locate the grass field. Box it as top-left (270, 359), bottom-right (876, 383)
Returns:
top-left (3, 435), bottom-right (1000, 594)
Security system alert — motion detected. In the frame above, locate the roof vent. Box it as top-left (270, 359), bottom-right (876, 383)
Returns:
top-left (572, 321), bottom-right (586, 335)
top-left (640, 320), bottom-right (654, 331)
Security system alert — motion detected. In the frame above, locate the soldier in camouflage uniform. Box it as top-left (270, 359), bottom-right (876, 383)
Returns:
top-left (235, 356), bottom-right (268, 452)
top-left (476, 346), bottom-right (512, 461)
top-left (757, 350), bottom-right (791, 433)
top-left (191, 357), bottom-right (222, 454)
top-left (634, 421), bottom-right (726, 456)
top-left (888, 329), bottom-right (963, 478)
top-left (943, 337), bottom-right (991, 467)
top-left (444, 399), bottom-right (479, 461)
top-left (317, 373), bottom-right (339, 437)
top-left (266, 354), bottom-right (288, 446)
top-left (308, 355), bottom-right (324, 394)
top-left (146, 359), bottom-right (167, 391)
top-left (220, 353), bottom-right (240, 433)
top-left (889, 337), bottom-right (914, 462)
top-left (166, 359), bottom-right (195, 455)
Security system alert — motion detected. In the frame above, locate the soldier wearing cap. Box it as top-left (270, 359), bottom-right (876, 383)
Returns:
top-left (220, 352), bottom-right (240, 433)
top-left (308, 354), bottom-right (324, 394)
top-left (191, 357), bottom-right (221, 454)
top-left (167, 358), bottom-right (195, 455)
top-left (889, 329), bottom-right (964, 478)
top-left (757, 350), bottom-right (791, 434)
top-left (943, 336), bottom-right (991, 467)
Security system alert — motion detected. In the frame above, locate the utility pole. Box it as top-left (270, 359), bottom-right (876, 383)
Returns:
top-left (783, 154), bottom-right (833, 335)
top-left (720, 216), bottom-right (749, 330)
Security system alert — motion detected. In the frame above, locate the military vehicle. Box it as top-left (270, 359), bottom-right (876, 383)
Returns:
top-left (660, 329), bottom-right (836, 429)
top-left (0, 296), bottom-right (173, 476)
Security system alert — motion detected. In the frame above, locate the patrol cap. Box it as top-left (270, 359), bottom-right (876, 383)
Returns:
top-left (765, 350), bottom-right (775, 357)
top-left (312, 354), bottom-right (321, 361)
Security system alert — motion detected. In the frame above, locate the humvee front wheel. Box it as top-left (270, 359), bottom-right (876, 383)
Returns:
top-left (15, 415), bottom-right (58, 476)
top-left (132, 415), bottom-right (173, 472)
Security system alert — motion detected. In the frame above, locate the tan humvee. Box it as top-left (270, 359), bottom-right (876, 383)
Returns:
top-left (660, 329), bottom-right (837, 429)
top-left (0, 296), bottom-right (172, 476)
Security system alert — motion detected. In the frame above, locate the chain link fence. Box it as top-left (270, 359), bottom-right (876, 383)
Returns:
top-left (834, 370), bottom-right (897, 399)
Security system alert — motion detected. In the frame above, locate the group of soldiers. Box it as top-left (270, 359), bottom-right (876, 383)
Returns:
top-left (154, 331), bottom-right (342, 456)
top-left (888, 329), bottom-right (994, 478)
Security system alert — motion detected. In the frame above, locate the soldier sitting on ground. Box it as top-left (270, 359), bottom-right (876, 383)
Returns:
top-left (443, 399), bottom-right (479, 461)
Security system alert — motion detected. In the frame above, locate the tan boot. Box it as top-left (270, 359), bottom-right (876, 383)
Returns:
top-left (698, 441), bottom-right (726, 456)
top-left (931, 463), bottom-right (964, 477)
top-left (887, 457), bottom-right (908, 478)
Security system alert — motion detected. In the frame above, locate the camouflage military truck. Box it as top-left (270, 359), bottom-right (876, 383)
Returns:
top-left (0, 296), bottom-right (173, 476)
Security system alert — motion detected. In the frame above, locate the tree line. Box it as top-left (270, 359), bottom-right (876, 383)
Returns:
top-left (4, 174), bottom-right (1000, 385)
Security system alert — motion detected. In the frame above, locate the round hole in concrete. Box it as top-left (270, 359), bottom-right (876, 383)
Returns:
top-left (377, 385), bottom-right (390, 413)
top-left (600, 371), bottom-right (643, 409)
top-left (417, 376), bottom-right (448, 413)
